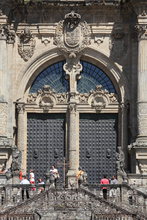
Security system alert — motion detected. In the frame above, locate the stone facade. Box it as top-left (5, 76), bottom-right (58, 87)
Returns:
top-left (0, 0), bottom-right (147, 186)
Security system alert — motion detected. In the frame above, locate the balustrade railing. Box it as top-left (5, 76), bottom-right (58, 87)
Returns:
top-left (0, 183), bottom-right (146, 218)
top-left (83, 183), bottom-right (147, 215)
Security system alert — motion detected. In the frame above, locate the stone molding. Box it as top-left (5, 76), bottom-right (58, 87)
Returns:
top-left (18, 27), bottom-right (36, 61)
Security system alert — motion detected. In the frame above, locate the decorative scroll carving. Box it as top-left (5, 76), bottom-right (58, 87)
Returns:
top-left (89, 85), bottom-right (118, 110)
top-left (38, 85), bottom-right (55, 110)
top-left (0, 24), bottom-right (15, 43)
top-left (27, 85), bottom-right (68, 107)
top-left (54, 11), bottom-right (91, 56)
top-left (78, 93), bottom-right (89, 104)
top-left (18, 27), bottom-right (36, 61)
top-left (27, 93), bottom-right (37, 103)
top-left (0, 102), bottom-right (7, 136)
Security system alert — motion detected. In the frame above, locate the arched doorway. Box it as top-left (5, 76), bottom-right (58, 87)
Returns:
top-left (25, 60), bottom-right (119, 184)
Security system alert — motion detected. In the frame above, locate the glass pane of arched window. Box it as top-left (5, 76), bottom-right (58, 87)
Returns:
top-left (30, 61), bottom-right (68, 93)
top-left (29, 60), bottom-right (116, 94)
top-left (77, 61), bottom-right (116, 93)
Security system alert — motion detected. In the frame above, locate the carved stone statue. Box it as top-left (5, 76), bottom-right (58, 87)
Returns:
top-left (11, 146), bottom-right (22, 174)
top-left (116, 146), bottom-right (127, 182)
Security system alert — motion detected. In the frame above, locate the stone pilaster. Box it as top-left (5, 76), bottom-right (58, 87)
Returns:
top-left (16, 103), bottom-right (27, 174)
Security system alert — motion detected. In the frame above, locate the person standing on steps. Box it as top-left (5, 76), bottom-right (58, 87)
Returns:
top-left (20, 176), bottom-right (30, 201)
top-left (29, 169), bottom-right (35, 191)
top-left (49, 165), bottom-right (60, 188)
top-left (100, 175), bottom-right (109, 200)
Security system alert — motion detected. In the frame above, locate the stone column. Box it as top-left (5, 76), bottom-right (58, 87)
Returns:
top-left (135, 14), bottom-right (147, 175)
top-left (17, 103), bottom-right (27, 174)
top-left (64, 58), bottom-right (82, 187)
top-left (67, 102), bottom-right (79, 187)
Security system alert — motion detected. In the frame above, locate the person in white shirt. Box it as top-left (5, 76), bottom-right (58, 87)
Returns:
top-left (49, 165), bottom-right (59, 187)
top-left (109, 176), bottom-right (118, 198)
top-left (29, 169), bottom-right (35, 191)
top-left (20, 176), bottom-right (30, 200)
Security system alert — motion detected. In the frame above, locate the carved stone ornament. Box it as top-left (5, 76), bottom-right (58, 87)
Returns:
top-left (18, 27), bottom-right (36, 61)
top-left (0, 24), bottom-right (15, 43)
top-left (27, 85), bottom-right (68, 106)
top-left (94, 36), bottom-right (104, 46)
top-left (116, 146), bottom-right (127, 181)
top-left (54, 11), bottom-right (91, 56)
top-left (16, 103), bottom-right (25, 113)
top-left (89, 85), bottom-right (118, 110)
top-left (68, 103), bottom-right (77, 113)
top-left (135, 24), bottom-right (147, 40)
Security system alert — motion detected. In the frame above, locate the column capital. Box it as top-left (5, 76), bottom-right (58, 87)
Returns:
top-left (16, 103), bottom-right (25, 114)
top-left (0, 24), bottom-right (15, 43)
top-left (135, 24), bottom-right (147, 40)
top-left (68, 103), bottom-right (77, 113)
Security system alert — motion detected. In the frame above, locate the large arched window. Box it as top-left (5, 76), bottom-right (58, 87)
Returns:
top-left (30, 61), bottom-right (116, 94)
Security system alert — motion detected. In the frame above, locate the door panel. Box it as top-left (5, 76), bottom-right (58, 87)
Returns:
top-left (79, 114), bottom-right (118, 184)
top-left (27, 113), bottom-right (65, 183)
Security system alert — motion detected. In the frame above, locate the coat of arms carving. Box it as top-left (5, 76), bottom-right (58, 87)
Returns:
top-left (18, 27), bottom-right (36, 62)
top-left (54, 11), bottom-right (91, 54)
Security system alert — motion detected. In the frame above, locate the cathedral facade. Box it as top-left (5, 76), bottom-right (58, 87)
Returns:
top-left (0, 0), bottom-right (147, 187)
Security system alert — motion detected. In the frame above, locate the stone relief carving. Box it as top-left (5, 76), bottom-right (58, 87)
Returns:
top-left (94, 36), bottom-right (104, 46)
top-left (78, 93), bottom-right (89, 104)
top-left (18, 27), bottom-right (36, 61)
top-left (11, 146), bottom-right (21, 174)
top-left (89, 85), bottom-right (118, 110)
top-left (68, 103), bottom-right (77, 113)
top-left (27, 85), bottom-right (118, 110)
top-left (0, 24), bottom-right (15, 43)
top-left (0, 102), bottom-right (7, 136)
top-left (54, 11), bottom-right (91, 56)
top-left (27, 85), bottom-right (68, 106)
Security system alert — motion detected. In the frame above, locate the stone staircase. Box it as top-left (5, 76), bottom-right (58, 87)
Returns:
top-left (0, 185), bottom-right (147, 219)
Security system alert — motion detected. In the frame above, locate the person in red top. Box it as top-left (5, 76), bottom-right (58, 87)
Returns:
top-left (100, 175), bottom-right (109, 200)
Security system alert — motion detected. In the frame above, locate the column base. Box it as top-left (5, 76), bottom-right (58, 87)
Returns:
top-left (67, 169), bottom-right (78, 188)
